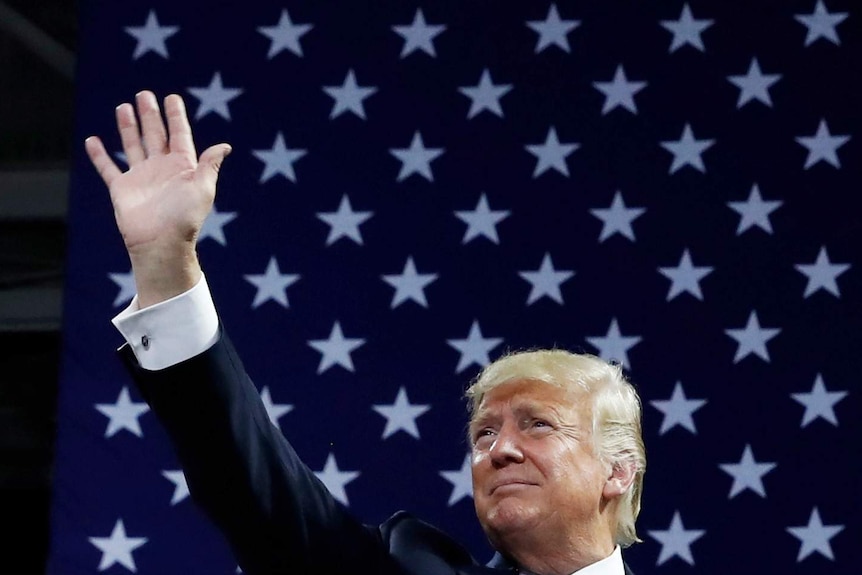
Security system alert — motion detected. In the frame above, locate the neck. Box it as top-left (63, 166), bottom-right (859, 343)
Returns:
top-left (494, 525), bottom-right (615, 575)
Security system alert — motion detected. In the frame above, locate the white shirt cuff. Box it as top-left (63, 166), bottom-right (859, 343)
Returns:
top-left (111, 274), bottom-right (219, 371)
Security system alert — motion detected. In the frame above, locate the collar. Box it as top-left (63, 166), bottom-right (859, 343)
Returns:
top-left (489, 545), bottom-right (624, 575)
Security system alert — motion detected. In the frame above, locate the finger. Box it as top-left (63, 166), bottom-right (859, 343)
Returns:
top-left (136, 90), bottom-right (169, 158)
top-left (196, 143), bottom-right (233, 192)
top-left (116, 103), bottom-right (146, 166)
top-left (164, 94), bottom-right (197, 158)
top-left (85, 136), bottom-right (122, 188)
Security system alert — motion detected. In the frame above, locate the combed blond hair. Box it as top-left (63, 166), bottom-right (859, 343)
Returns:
top-left (466, 349), bottom-right (646, 547)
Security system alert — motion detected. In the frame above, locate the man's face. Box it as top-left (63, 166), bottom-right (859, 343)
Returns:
top-left (470, 378), bottom-right (611, 546)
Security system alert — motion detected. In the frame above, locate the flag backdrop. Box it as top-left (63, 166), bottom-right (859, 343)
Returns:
top-left (50, 1), bottom-right (860, 573)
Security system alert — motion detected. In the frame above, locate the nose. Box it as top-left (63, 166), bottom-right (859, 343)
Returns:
top-left (488, 424), bottom-right (525, 467)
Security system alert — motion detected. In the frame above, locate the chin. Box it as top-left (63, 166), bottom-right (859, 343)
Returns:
top-left (480, 499), bottom-right (542, 539)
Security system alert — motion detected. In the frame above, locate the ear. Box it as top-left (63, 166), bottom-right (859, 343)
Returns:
top-left (602, 460), bottom-right (636, 499)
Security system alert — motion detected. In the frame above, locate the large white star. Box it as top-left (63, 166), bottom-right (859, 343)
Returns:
top-left (795, 119), bottom-right (850, 169)
top-left (260, 386), bottom-right (293, 428)
top-left (592, 65), bottom-right (647, 115)
top-left (525, 127), bottom-right (579, 178)
top-left (323, 69), bottom-right (378, 120)
top-left (648, 511), bottom-right (705, 565)
top-left (589, 191), bottom-right (645, 242)
top-left (95, 387), bottom-right (150, 438)
top-left (198, 204), bottom-right (238, 246)
top-left (649, 382), bottom-right (706, 435)
top-left (187, 72), bottom-right (244, 121)
top-left (252, 132), bottom-right (307, 183)
top-left (795, 246), bottom-right (850, 298)
top-left (526, 4), bottom-right (580, 54)
top-left (308, 322), bottom-right (365, 374)
top-left (585, 318), bottom-right (641, 368)
top-left (372, 387), bottom-right (431, 439)
top-left (108, 270), bottom-right (137, 307)
top-left (518, 253), bottom-right (574, 305)
top-left (161, 470), bottom-right (190, 505)
top-left (458, 69), bottom-right (513, 119)
top-left (392, 9), bottom-right (446, 58)
top-left (454, 193), bottom-right (510, 244)
top-left (314, 453), bottom-right (360, 506)
top-left (727, 58), bottom-right (782, 108)
top-left (727, 184), bottom-right (783, 235)
top-left (257, 9), bottom-right (313, 58)
top-left (660, 123), bottom-right (715, 174)
top-left (786, 508), bottom-right (844, 561)
top-left (724, 311), bottom-right (781, 363)
top-left (791, 374), bottom-right (847, 427)
top-left (243, 256), bottom-right (300, 309)
top-left (124, 10), bottom-right (179, 59)
top-left (389, 131), bottom-right (444, 182)
top-left (89, 519), bottom-right (148, 572)
top-left (439, 454), bottom-right (473, 506)
top-left (316, 195), bottom-right (373, 246)
top-left (660, 4), bottom-right (713, 53)
top-left (719, 444), bottom-right (777, 498)
top-left (658, 249), bottom-right (713, 301)
top-left (794, 1), bottom-right (848, 46)
top-left (382, 257), bottom-right (438, 308)
top-left (447, 321), bottom-right (504, 374)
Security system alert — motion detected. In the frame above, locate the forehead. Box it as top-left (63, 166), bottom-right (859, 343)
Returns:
top-left (474, 378), bottom-right (590, 417)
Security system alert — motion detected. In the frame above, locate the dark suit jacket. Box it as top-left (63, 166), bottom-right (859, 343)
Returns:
top-left (121, 328), bottom-right (634, 575)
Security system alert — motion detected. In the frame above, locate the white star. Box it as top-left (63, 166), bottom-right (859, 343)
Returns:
top-left (648, 511), bottom-right (705, 565)
top-left (724, 311), bottom-right (781, 363)
top-left (392, 9), bottom-right (446, 58)
top-left (89, 519), bottom-right (148, 572)
top-left (526, 4), bottom-right (580, 54)
top-left (585, 318), bottom-right (641, 368)
top-left (791, 374), bottom-right (847, 427)
top-left (795, 246), bottom-right (850, 298)
top-left (727, 58), bottom-right (782, 108)
top-left (719, 445), bottom-right (777, 498)
top-left (649, 382), bottom-right (706, 435)
top-left (260, 386), bottom-right (293, 428)
top-left (124, 10), bottom-right (179, 59)
top-left (525, 127), bottom-right (579, 178)
top-left (660, 123), bottom-right (715, 174)
top-left (314, 453), bottom-right (360, 506)
top-left (186, 72), bottom-right (243, 121)
top-left (518, 253), bottom-right (575, 305)
top-left (786, 508), bottom-right (844, 561)
top-left (252, 132), bottom-right (307, 183)
top-left (382, 257), bottom-right (438, 308)
top-left (660, 4), bottom-right (713, 53)
top-left (727, 184), bottom-right (783, 235)
top-left (323, 69), bottom-right (378, 120)
top-left (589, 191), bottom-right (645, 242)
top-left (458, 69), bottom-right (513, 119)
top-left (161, 470), bottom-right (190, 505)
top-left (95, 387), bottom-right (150, 438)
top-left (372, 387), bottom-right (431, 439)
top-left (592, 65), bottom-right (647, 115)
top-left (439, 454), bottom-right (473, 506)
top-left (795, 119), bottom-right (850, 169)
top-left (308, 322), bottom-right (365, 374)
top-left (243, 256), bottom-right (300, 309)
top-left (795, 1), bottom-right (848, 46)
top-left (108, 270), bottom-right (136, 307)
top-left (257, 9), bottom-right (313, 58)
top-left (447, 321), bottom-right (504, 374)
top-left (389, 131), bottom-right (444, 182)
top-left (316, 195), bottom-right (373, 246)
top-left (198, 204), bottom-right (238, 246)
top-left (658, 249), bottom-right (713, 301)
top-left (454, 193), bottom-right (510, 244)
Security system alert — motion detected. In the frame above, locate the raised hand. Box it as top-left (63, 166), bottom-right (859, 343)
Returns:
top-left (85, 91), bottom-right (231, 307)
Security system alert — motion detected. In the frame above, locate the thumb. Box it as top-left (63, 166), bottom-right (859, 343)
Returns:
top-left (196, 143), bottom-right (232, 189)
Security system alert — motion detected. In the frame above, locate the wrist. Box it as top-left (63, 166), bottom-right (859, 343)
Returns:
top-left (129, 245), bottom-right (202, 308)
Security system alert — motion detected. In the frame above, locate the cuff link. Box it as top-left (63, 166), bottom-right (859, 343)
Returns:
top-left (141, 335), bottom-right (150, 350)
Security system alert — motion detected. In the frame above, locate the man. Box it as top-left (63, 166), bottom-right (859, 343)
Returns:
top-left (85, 91), bottom-right (646, 575)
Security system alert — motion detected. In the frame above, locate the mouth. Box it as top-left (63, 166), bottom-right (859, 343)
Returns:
top-left (489, 480), bottom-right (537, 495)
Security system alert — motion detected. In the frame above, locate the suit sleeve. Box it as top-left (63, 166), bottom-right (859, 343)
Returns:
top-left (120, 326), bottom-right (398, 575)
